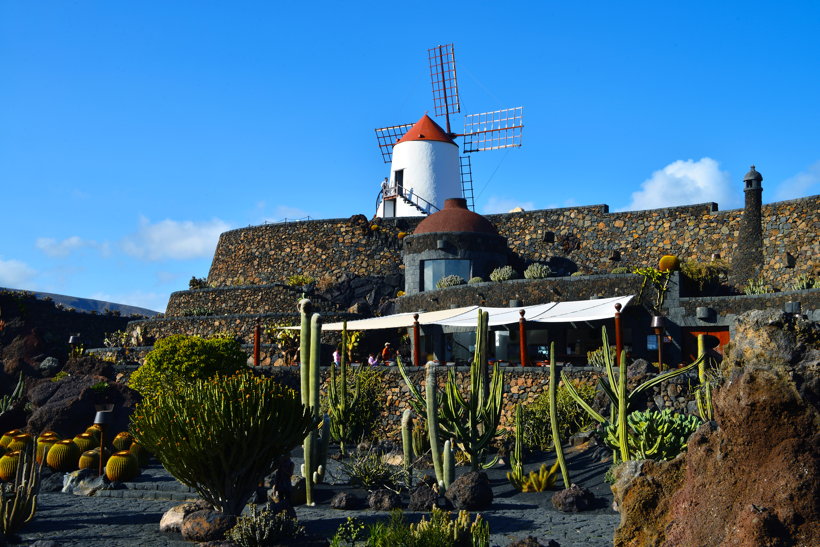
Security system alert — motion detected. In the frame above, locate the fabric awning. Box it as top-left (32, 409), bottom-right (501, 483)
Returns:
top-left (290, 295), bottom-right (633, 331)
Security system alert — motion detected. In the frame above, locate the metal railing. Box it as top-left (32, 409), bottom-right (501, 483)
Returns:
top-left (376, 182), bottom-right (440, 215)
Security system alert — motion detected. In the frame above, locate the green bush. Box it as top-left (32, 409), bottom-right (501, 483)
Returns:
top-left (436, 275), bottom-right (466, 289)
top-left (467, 276), bottom-right (484, 284)
top-left (128, 334), bottom-right (247, 398)
top-left (226, 502), bottom-right (304, 546)
top-left (603, 408), bottom-right (702, 461)
top-left (356, 508), bottom-right (489, 547)
top-left (521, 380), bottom-right (597, 450)
top-left (610, 267), bottom-right (630, 274)
top-left (586, 345), bottom-right (617, 367)
top-left (743, 275), bottom-right (774, 295)
top-left (524, 262), bottom-right (552, 279)
top-left (130, 373), bottom-right (314, 515)
top-left (323, 366), bottom-right (385, 444)
top-left (787, 273), bottom-right (816, 291)
top-left (489, 265), bottom-right (518, 282)
top-left (339, 447), bottom-right (400, 489)
top-left (286, 274), bottom-right (315, 287)
top-left (680, 259), bottom-right (729, 293)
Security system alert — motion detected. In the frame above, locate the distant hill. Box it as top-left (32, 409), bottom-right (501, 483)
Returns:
top-left (0, 288), bottom-right (160, 317)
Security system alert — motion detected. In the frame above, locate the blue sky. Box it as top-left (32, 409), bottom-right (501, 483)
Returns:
top-left (1, 1), bottom-right (818, 312)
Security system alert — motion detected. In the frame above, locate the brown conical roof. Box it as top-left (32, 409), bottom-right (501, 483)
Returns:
top-left (414, 198), bottom-right (498, 234)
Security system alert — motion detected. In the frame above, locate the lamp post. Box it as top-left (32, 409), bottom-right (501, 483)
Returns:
top-left (614, 303), bottom-right (623, 366)
top-left (519, 309), bottom-right (528, 367)
top-left (253, 318), bottom-right (261, 367)
top-left (651, 315), bottom-right (665, 371)
top-left (68, 334), bottom-right (80, 355)
top-left (412, 313), bottom-right (421, 367)
top-left (94, 404), bottom-right (114, 477)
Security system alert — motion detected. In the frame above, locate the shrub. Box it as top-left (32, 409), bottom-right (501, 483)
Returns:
top-left (570, 271), bottom-right (585, 277)
top-left (323, 366), bottom-right (384, 444)
top-left (610, 267), bottom-right (630, 274)
top-left (188, 276), bottom-right (209, 290)
top-left (587, 345), bottom-right (617, 367)
top-left (286, 274), bottom-right (315, 287)
top-left (524, 262), bottom-right (552, 279)
top-left (743, 275), bottom-right (774, 295)
top-left (339, 447), bottom-right (400, 489)
top-left (680, 259), bottom-right (729, 293)
top-left (489, 266), bottom-right (518, 282)
top-left (787, 273), bottom-right (816, 291)
top-left (130, 373), bottom-right (314, 515)
top-left (226, 502), bottom-right (305, 546)
top-left (521, 380), bottom-right (597, 450)
top-left (128, 334), bottom-right (247, 398)
top-left (362, 508), bottom-right (490, 547)
top-left (436, 275), bottom-right (466, 289)
top-left (467, 276), bottom-right (484, 284)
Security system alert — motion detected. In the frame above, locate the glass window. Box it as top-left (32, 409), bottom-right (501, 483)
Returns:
top-left (422, 259), bottom-right (471, 291)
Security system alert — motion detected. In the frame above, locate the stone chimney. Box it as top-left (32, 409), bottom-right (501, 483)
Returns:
top-left (730, 165), bottom-right (764, 288)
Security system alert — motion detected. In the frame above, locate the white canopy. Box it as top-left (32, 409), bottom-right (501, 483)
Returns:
top-left (311, 295), bottom-right (632, 331)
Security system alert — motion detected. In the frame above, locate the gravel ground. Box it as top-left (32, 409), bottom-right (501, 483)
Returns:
top-left (13, 446), bottom-right (619, 546)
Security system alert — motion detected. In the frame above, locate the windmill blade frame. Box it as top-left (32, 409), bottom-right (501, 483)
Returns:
top-left (428, 43), bottom-right (460, 133)
top-left (374, 123), bottom-right (415, 163)
top-left (461, 106), bottom-right (524, 153)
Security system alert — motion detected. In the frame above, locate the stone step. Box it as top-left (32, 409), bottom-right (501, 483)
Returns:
top-left (95, 488), bottom-right (199, 501)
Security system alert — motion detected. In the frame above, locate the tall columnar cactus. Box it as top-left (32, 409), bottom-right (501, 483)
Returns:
top-left (425, 362), bottom-right (445, 488)
top-left (443, 440), bottom-right (455, 490)
top-left (328, 322), bottom-right (361, 456)
top-left (401, 409), bottom-right (414, 488)
top-left (302, 310), bottom-right (322, 506)
top-left (562, 326), bottom-right (703, 462)
top-left (440, 310), bottom-right (504, 471)
top-left (0, 442), bottom-right (40, 536)
top-left (548, 342), bottom-right (570, 488)
top-left (506, 404), bottom-right (525, 489)
top-left (695, 334), bottom-right (713, 421)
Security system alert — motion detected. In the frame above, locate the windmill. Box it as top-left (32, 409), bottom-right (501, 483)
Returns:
top-left (374, 44), bottom-right (524, 218)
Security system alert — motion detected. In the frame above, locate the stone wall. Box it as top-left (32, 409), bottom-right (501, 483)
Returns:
top-left (201, 195), bottom-right (818, 303)
top-left (254, 364), bottom-right (699, 439)
top-left (165, 284), bottom-right (342, 317)
top-left (675, 289), bottom-right (820, 323)
top-left (206, 215), bottom-right (420, 287)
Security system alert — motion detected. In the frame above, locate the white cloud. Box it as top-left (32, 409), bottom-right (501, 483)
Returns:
top-left (122, 216), bottom-right (231, 261)
top-left (773, 161), bottom-right (820, 201)
top-left (0, 258), bottom-right (37, 288)
top-left (36, 236), bottom-right (106, 258)
top-left (623, 158), bottom-right (739, 211)
top-left (481, 196), bottom-right (536, 214)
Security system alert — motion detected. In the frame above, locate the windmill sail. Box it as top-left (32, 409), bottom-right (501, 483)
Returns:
top-left (375, 123), bottom-right (414, 163)
top-left (461, 107), bottom-right (524, 153)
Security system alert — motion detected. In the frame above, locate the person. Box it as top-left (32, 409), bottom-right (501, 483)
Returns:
top-left (367, 353), bottom-right (379, 367)
top-left (381, 342), bottom-right (396, 365)
top-left (332, 347), bottom-right (341, 366)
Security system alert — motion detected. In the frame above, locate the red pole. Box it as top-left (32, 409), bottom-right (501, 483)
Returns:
top-left (253, 319), bottom-right (261, 367)
top-left (413, 313), bottom-right (421, 366)
top-left (614, 303), bottom-right (623, 366)
top-left (519, 309), bottom-right (528, 367)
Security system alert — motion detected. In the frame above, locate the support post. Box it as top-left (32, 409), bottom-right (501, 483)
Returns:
top-left (413, 313), bottom-right (421, 366)
top-left (519, 309), bottom-right (528, 367)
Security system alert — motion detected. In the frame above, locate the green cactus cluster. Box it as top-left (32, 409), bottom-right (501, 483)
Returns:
top-left (1, 441), bottom-right (39, 536)
top-left (435, 274), bottom-right (466, 288)
top-left (524, 262), bottom-right (552, 279)
top-left (327, 321), bottom-right (361, 457)
top-left (130, 371), bottom-right (313, 516)
top-left (506, 404), bottom-right (525, 489)
top-left (603, 408), bottom-right (702, 461)
top-left (511, 461), bottom-right (561, 492)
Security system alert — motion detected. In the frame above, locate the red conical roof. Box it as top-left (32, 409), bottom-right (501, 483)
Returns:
top-left (396, 114), bottom-right (455, 145)
top-left (415, 198), bottom-right (498, 234)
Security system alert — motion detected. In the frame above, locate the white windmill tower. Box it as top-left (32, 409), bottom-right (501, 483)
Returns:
top-left (374, 44), bottom-right (524, 218)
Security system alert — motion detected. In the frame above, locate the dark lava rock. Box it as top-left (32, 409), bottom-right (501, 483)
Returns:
top-left (367, 488), bottom-right (401, 511)
top-left (39, 468), bottom-right (65, 492)
top-left (38, 357), bottom-right (60, 376)
top-left (330, 491), bottom-right (361, 509)
top-left (551, 483), bottom-right (596, 512)
top-left (408, 482), bottom-right (439, 511)
top-left (62, 355), bottom-right (115, 379)
top-left (181, 510), bottom-right (236, 542)
top-left (444, 471), bottom-right (493, 510)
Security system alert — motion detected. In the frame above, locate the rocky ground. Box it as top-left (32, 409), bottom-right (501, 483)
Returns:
top-left (11, 444), bottom-right (618, 546)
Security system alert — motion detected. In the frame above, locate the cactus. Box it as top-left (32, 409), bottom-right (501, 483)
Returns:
top-left (105, 450), bottom-right (140, 482)
top-left (695, 334), bottom-right (713, 421)
top-left (518, 461), bottom-right (561, 492)
top-left (411, 420), bottom-right (429, 459)
top-left (443, 440), bottom-right (455, 490)
top-left (548, 342), bottom-right (570, 487)
top-left (439, 310), bottom-right (504, 471)
top-left (603, 409), bottom-right (702, 461)
top-left (0, 373), bottom-right (24, 418)
top-left (7, 433), bottom-right (33, 452)
top-left (112, 431), bottom-right (134, 451)
top-left (129, 441), bottom-right (151, 467)
top-left (46, 439), bottom-right (80, 472)
top-left (658, 255), bottom-right (681, 272)
top-left (0, 450), bottom-right (21, 482)
top-left (328, 321), bottom-right (361, 456)
top-left (0, 430), bottom-right (23, 449)
top-left (298, 300), bottom-right (323, 507)
top-left (72, 433), bottom-right (96, 454)
top-left (425, 362), bottom-right (445, 488)
top-left (562, 326), bottom-right (703, 462)
top-left (78, 448), bottom-right (109, 471)
top-left (35, 435), bottom-right (59, 465)
top-left (506, 404), bottom-right (525, 489)
top-left (0, 442), bottom-right (40, 535)
top-left (400, 409), bottom-right (413, 488)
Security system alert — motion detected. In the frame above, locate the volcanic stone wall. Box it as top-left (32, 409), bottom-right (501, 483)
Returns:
top-left (203, 196), bottom-right (818, 301)
top-left (165, 284), bottom-right (342, 317)
top-left (206, 215), bottom-right (420, 287)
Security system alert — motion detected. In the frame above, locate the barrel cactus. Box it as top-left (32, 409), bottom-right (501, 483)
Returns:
top-left (7, 433), bottom-right (33, 452)
top-left (72, 433), bottom-right (97, 453)
top-left (79, 448), bottom-right (101, 470)
top-left (35, 434), bottom-right (60, 464)
top-left (0, 450), bottom-right (21, 481)
top-left (105, 451), bottom-right (140, 482)
top-left (46, 439), bottom-right (81, 472)
top-left (112, 431), bottom-right (134, 451)
top-left (85, 425), bottom-right (102, 442)
top-left (658, 255), bottom-right (680, 272)
top-left (0, 429), bottom-right (23, 448)
top-left (129, 441), bottom-right (150, 467)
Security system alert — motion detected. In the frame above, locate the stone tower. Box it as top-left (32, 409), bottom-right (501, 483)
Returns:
top-left (730, 165), bottom-right (764, 288)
